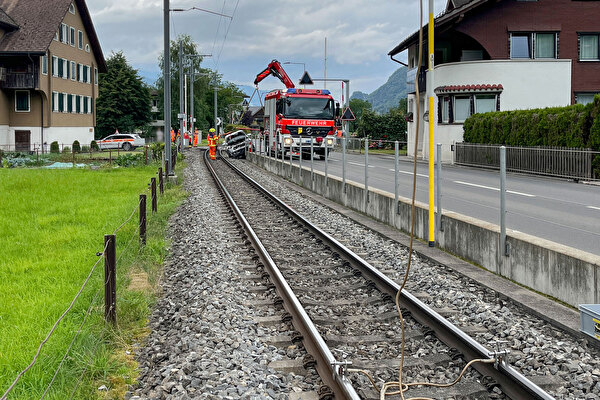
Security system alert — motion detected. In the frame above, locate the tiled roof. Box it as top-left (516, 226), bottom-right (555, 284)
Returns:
top-left (0, 0), bottom-right (105, 71)
top-left (435, 84), bottom-right (503, 93)
top-left (0, 7), bottom-right (17, 30)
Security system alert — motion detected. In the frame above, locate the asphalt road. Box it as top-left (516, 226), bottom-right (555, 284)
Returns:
top-left (261, 148), bottom-right (600, 256)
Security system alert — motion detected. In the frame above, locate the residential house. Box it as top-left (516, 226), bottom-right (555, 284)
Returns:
top-left (388, 0), bottom-right (600, 161)
top-left (0, 0), bottom-right (106, 152)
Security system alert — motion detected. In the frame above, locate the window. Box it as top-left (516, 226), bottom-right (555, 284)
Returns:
top-left (441, 96), bottom-right (450, 123)
top-left (42, 54), bottom-right (48, 75)
top-left (52, 92), bottom-right (58, 112)
top-left (52, 56), bottom-right (58, 76)
top-left (15, 91), bottom-right (30, 112)
top-left (510, 32), bottom-right (557, 59)
top-left (475, 94), bottom-right (496, 113)
top-left (88, 97), bottom-right (92, 114)
top-left (78, 30), bottom-right (83, 49)
top-left (70, 27), bottom-right (75, 46)
top-left (67, 94), bottom-right (73, 113)
top-left (71, 61), bottom-right (76, 81)
top-left (54, 31), bottom-right (58, 41)
top-left (85, 44), bottom-right (90, 53)
top-left (454, 96), bottom-right (471, 122)
top-left (575, 92), bottom-right (599, 105)
top-left (83, 96), bottom-right (88, 114)
top-left (77, 63), bottom-right (82, 82)
top-left (83, 65), bottom-right (88, 83)
top-left (69, 2), bottom-right (75, 14)
top-left (60, 23), bottom-right (68, 44)
top-left (580, 34), bottom-right (599, 60)
top-left (63, 59), bottom-right (68, 79)
top-left (94, 68), bottom-right (98, 85)
top-left (76, 95), bottom-right (81, 113)
top-left (535, 33), bottom-right (556, 58)
top-left (511, 33), bottom-right (531, 58)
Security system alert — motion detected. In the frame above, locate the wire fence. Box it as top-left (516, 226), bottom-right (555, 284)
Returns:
top-left (1, 164), bottom-right (169, 400)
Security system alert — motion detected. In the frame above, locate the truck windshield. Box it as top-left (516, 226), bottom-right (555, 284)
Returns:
top-left (284, 97), bottom-right (334, 120)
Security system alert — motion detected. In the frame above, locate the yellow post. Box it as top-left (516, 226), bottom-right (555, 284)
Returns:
top-left (427, 2), bottom-right (435, 247)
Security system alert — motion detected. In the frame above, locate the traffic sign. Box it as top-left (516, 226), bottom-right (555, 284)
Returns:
top-left (341, 107), bottom-right (356, 121)
top-left (216, 117), bottom-right (222, 126)
top-left (177, 113), bottom-right (186, 119)
top-left (299, 71), bottom-right (313, 85)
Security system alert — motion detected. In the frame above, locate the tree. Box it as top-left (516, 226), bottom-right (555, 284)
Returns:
top-left (156, 34), bottom-right (245, 132)
top-left (349, 98), bottom-right (372, 133)
top-left (356, 98), bottom-right (407, 142)
top-left (96, 51), bottom-right (152, 138)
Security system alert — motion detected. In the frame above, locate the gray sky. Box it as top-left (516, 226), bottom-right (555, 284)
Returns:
top-left (88, 0), bottom-right (444, 101)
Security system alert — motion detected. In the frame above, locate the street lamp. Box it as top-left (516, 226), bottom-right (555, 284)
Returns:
top-left (283, 61), bottom-right (306, 88)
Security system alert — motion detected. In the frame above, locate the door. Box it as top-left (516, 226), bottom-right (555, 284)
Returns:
top-left (15, 130), bottom-right (30, 152)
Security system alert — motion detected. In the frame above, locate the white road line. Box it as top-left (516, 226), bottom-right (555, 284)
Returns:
top-left (588, 206), bottom-right (600, 211)
top-left (349, 162), bottom-right (375, 168)
top-left (389, 169), bottom-right (429, 178)
top-left (454, 180), bottom-right (535, 197)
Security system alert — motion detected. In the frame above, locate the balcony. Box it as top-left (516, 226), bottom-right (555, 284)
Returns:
top-left (406, 66), bottom-right (427, 93)
top-left (1, 72), bottom-right (38, 89)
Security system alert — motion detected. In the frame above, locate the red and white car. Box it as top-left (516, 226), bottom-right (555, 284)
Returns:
top-left (97, 133), bottom-right (145, 151)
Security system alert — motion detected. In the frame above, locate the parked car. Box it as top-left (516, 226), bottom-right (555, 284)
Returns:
top-left (97, 133), bottom-right (145, 151)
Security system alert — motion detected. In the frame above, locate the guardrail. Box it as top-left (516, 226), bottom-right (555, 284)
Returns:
top-left (454, 143), bottom-right (600, 181)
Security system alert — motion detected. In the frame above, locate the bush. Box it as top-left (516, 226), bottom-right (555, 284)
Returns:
top-left (149, 142), bottom-right (164, 161)
top-left (62, 146), bottom-right (71, 154)
top-left (72, 140), bottom-right (81, 153)
top-left (90, 140), bottom-right (99, 151)
top-left (463, 95), bottom-right (600, 150)
top-left (114, 153), bottom-right (144, 167)
top-left (50, 141), bottom-right (59, 154)
top-left (81, 145), bottom-right (90, 153)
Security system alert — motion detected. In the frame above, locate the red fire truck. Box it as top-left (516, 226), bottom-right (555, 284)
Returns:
top-left (254, 60), bottom-right (338, 159)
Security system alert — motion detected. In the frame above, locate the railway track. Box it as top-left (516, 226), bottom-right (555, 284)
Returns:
top-left (205, 150), bottom-right (555, 399)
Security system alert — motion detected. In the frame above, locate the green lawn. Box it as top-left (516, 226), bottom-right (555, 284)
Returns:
top-left (0, 164), bottom-right (186, 399)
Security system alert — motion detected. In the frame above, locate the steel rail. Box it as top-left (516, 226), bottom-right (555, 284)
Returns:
top-left (219, 153), bottom-right (555, 400)
top-left (204, 150), bottom-right (360, 399)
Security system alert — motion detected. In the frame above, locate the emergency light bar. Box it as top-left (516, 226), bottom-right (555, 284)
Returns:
top-left (286, 89), bottom-right (331, 95)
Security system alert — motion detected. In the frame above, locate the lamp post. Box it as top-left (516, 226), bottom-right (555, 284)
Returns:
top-left (283, 61), bottom-right (306, 88)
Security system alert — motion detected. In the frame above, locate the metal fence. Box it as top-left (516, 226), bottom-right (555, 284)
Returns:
top-left (454, 143), bottom-right (600, 181)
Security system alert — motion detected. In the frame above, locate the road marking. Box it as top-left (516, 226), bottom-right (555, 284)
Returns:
top-left (588, 206), bottom-right (600, 211)
top-left (349, 162), bottom-right (374, 168)
top-left (454, 181), bottom-right (535, 197)
top-left (389, 169), bottom-right (429, 178)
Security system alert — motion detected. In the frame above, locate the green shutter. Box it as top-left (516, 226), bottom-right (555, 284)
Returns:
top-left (76, 95), bottom-right (81, 113)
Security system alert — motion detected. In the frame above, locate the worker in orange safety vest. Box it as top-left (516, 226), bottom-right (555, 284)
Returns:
top-left (170, 128), bottom-right (175, 143)
top-left (193, 128), bottom-right (199, 147)
top-left (207, 128), bottom-right (218, 160)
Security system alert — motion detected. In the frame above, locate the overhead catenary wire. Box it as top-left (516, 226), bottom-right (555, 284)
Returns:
top-left (214, 0), bottom-right (239, 71)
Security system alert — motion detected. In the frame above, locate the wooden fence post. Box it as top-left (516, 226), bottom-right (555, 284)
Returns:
top-left (104, 234), bottom-right (117, 324)
top-left (139, 194), bottom-right (146, 245)
top-left (158, 167), bottom-right (164, 195)
top-left (151, 178), bottom-right (157, 214)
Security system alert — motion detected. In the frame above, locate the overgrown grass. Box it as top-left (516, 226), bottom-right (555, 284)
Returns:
top-left (0, 163), bottom-right (187, 399)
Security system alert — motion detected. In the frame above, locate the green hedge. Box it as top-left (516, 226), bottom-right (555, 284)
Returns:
top-left (463, 95), bottom-right (600, 150)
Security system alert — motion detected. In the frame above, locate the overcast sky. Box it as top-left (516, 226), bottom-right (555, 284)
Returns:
top-left (88, 0), bottom-right (445, 101)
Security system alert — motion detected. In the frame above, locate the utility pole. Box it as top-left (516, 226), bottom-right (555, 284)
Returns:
top-left (163, 0), bottom-right (172, 175)
top-left (427, 0), bottom-right (436, 246)
top-left (214, 84), bottom-right (218, 132)
top-left (178, 40), bottom-right (184, 151)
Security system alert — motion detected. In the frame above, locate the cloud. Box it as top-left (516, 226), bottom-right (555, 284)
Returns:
top-left (88, 0), bottom-right (438, 96)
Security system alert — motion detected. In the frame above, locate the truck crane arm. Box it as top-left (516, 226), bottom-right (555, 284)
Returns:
top-left (253, 59), bottom-right (295, 89)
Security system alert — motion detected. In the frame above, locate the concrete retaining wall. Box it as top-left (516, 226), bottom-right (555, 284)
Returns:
top-left (249, 153), bottom-right (600, 308)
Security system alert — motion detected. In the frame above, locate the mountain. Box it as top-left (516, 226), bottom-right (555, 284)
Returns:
top-left (351, 67), bottom-right (408, 113)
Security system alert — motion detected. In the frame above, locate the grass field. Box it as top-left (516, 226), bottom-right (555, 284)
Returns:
top-left (0, 163), bottom-right (186, 399)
